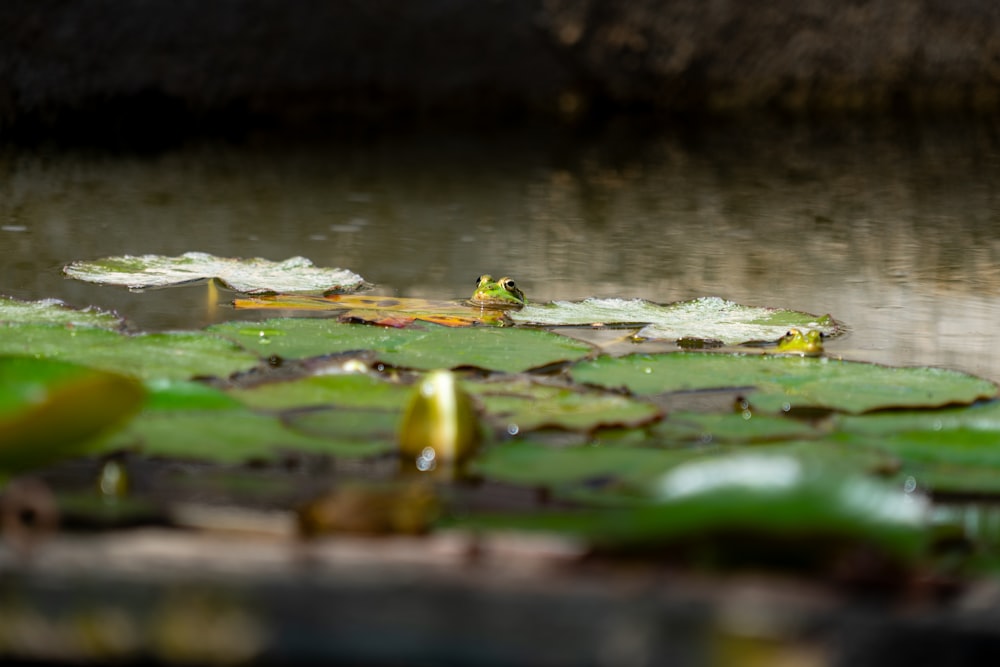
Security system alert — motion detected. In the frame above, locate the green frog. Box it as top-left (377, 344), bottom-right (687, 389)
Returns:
top-left (470, 274), bottom-right (526, 308)
top-left (774, 328), bottom-right (824, 357)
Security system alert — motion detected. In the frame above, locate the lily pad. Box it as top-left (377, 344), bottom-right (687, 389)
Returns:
top-left (514, 296), bottom-right (840, 345)
top-left (95, 376), bottom-right (395, 462)
top-left (0, 323), bottom-right (261, 381)
top-left (0, 356), bottom-right (145, 472)
top-left (284, 408), bottom-right (399, 457)
top-left (466, 377), bottom-right (662, 433)
top-left (570, 353), bottom-right (997, 414)
top-left (213, 318), bottom-right (594, 373)
top-left (378, 326), bottom-right (594, 373)
top-left (0, 296), bottom-right (124, 330)
top-left (230, 373), bottom-right (412, 411)
top-left (98, 408), bottom-right (388, 463)
top-left (651, 411), bottom-right (826, 444)
top-left (63, 252), bottom-right (365, 294)
top-left (596, 453), bottom-right (929, 561)
top-left (471, 441), bottom-right (700, 488)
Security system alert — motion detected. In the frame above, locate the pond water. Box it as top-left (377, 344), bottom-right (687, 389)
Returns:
top-left (2, 116), bottom-right (999, 380)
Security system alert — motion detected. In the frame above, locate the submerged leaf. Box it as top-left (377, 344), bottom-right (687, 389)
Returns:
top-left (514, 296), bottom-right (840, 345)
top-left (570, 353), bottom-right (997, 414)
top-left (64, 252), bottom-right (364, 294)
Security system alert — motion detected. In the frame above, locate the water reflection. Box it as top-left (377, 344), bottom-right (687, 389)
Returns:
top-left (1, 117), bottom-right (999, 379)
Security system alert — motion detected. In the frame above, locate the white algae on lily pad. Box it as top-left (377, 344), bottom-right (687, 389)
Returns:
top-left (0, 296), bottom-right (124, 330)
top-left (63, 252), bottom-right (365, 294)
top-left (514, 296), bottom-right (840, 345)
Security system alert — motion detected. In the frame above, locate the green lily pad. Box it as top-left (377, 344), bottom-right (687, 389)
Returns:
top-left (514, 297), bottom-right (840, 345)
top-left (570, 353), bottom-right (997, 414)
top-left (230, 373), bottom-right (412, 411)
top-left (283, 407), bottom-right (399, 456)
top-left (472, 442), bottom-right (701, 488)
top-left (594, 453), bottom-right (929, 561)
top-left (0, 296), bottom-right (125, 330)
top-left (98, 408), bottom-right (381, 463)
top-left (207, 318), bottom-right (413, 360)
top-left (141, 379), bottom-right (246, 411)
top-left (379, 326), bottom-right (594, 373)
top-left (213, 318), bottom-right (594, 373)
top-left (651, 411), bottom-right (826, 444)
top-left (0, 356), bottom-right (145, 472)
top-left (63, 252), bottom-right (365, 294)
top-left (836, 400), bottom-right (1000, 436)
top-left (0, 323), bottom-right (261, 381)
top-left (466, 377), bottom-right (662, 433)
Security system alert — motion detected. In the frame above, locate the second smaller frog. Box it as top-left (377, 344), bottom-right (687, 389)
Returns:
top-left (774, 328), bottom-right (824, 357)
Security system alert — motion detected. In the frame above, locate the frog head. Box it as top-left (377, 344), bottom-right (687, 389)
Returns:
top-left (774, 328), bottom-right (824, 357)
top-left (470, 274), bottom-right (526, 308)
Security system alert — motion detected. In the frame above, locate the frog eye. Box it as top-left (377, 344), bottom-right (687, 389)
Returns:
top-left (502, 279), bottom-right (517, 290)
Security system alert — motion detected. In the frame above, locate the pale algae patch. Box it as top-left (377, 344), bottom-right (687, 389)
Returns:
top-left (63, 252), bottom-right (365, 294)
top-left (514, 296), bottom-right (839, 345)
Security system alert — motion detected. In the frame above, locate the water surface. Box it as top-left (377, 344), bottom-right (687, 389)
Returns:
top-left (2, 117), bottom-right (999, 379)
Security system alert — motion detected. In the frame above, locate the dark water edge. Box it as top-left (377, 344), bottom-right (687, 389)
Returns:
top-left (2, 114), bottom-right (999, 379)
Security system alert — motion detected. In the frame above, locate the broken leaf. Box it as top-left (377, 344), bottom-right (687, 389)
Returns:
top-left (63, 252), bottom-right (364, 294)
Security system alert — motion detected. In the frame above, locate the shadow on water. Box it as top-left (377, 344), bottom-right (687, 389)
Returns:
top-left (1, 115), bottom-right (999, 377)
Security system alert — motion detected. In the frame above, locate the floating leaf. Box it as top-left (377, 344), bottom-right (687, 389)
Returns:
top-left (214, 318), bottom-right (593, 373)
top-left (208, 318), bottom-right (413, 360)
top-left (472, 442), bottom-right (699, 488)
top-left (514, 297), bottom-right (840, 345)
top-left (0, 324), bottom-right (261, 381)
top-left (0, 295), bottom-right (124, 330)
top-left (651, 411), bottom-right (826, 444)
top-left (570, 353), bottom-right (997, 414)
top-left (466, 377), bottom-right (662, 433)
top-left (97, 409), bottom-right (357, 463)
top-left (835, 400), bottom-right (1000, 436)
top-left (832, 411), bottom-right (1000, 495)
top-left (230, 373), bottom-right (412, 411)
top-left (284, 408), bottom-right (399, 457)
top-left (594, 453), bottom-right (929, 561)
top-left (0, 356), bottom-right (145, 472)
top-left (378, 326), bottom-right (594, 373)
top-left (63, 252), bottom-right (364, 294)
top-left (90, 374), bottom-right (398, 462)
top-left (234, 294), bottom-right (509, 326)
